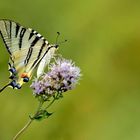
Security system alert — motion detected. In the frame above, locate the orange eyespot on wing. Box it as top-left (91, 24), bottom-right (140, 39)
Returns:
top-left (21, 73), bottom-right (29, 78)
top-left (21, 73), bottom-right (30, 83)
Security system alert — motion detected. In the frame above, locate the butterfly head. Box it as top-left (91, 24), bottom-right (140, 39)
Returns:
top-left (54, 44), bottom-right (59, 49)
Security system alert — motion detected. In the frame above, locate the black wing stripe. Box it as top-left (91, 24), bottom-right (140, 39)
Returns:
top-left (31, 36), bottom-right (40, 46)
top-left (24, 47), bottom-right (33, 65)
top-left (24, 36), bottom-right (41, 65)
top-left (31, 45), bottom-right (52, 69)
top-left (31, 41), bottom-right (46, 68)
top-left (15, 24), bottom-right (20, 37)
top-left (28, 30), bottom-right (43, 40)
top-left (19, 28), bottom-right (26, 50)
top-left (0, 31), bottom-right (12, 55)
top-left (28, 30), bottom-right (34, 40)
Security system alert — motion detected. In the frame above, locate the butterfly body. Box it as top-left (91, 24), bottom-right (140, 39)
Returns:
top-left (0, 19), bottom-right (58, 91)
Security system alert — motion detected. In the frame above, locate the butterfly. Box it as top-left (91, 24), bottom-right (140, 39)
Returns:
top-left (0, 19), bottom-right (59, 92)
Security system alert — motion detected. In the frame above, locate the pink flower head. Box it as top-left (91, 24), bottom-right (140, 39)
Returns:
top-left (30, 59), bottom-right (81, 96)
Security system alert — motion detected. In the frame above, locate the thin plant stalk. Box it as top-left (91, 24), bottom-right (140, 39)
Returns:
top-left (45, 92), bottom-right (59, 110)
top-left (12, 119), bottom-right (33, 140)
top-left (12, 100), bottom-right (44, 140)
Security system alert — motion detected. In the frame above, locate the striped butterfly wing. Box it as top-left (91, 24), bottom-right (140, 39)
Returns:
top-left (37, 47), bottom-right (56, 78)
top-left (0, 19), bottom-right (53, 86)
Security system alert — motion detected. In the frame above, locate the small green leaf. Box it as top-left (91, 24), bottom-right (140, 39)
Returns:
top-left (45, 111), bottom-right (53, 118)
top-left (33, 110), bottom-right (53, 121)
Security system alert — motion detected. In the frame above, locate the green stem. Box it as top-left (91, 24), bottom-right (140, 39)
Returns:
top-left (34, 98), bottom-right (44, 116)
top-left (12, 93), bottom-right (59, 140)
top-left (45, 97), bottom-right (56, 109)
top-left (45, 92), bottom-right (60, 110)
top-left (12, 119), bottom-right (33, 140)
top-left (12, 100), bottom-right (44, 140)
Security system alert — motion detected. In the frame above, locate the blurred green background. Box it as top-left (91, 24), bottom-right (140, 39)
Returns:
top-left (0, 0), bottom-right (140, 140)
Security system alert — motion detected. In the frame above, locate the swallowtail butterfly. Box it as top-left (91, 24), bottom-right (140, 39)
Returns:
top-left (0, 19), bottom-right (59, 92)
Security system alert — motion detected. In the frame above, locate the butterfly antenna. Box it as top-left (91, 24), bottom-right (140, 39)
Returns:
top-left (55, 32), bottom-right (67, 45)
top-left (0, 83), bottom-right (11, 93)
top-left (56, 32), bottom-right (61, 44)
top-left (58, 39), bottom-right (67, 45)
